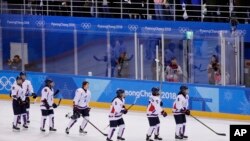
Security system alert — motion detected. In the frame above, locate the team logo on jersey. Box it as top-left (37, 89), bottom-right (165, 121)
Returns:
top-left (0, 76), bottom-right (16, 91)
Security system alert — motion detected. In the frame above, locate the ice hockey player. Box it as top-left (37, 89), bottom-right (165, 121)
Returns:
top-left (19, 71), bottom-right (37, 124)
top-left (146, 87), bottom-right (167, 141)
top-left (11, 76), bottom-right (28, 130)
top-left (40, 79), bottom-right (58, 132)
top-left (65, 81), bottom-right (91, 134)
top-left (106, 89), bottom-right (128, 141)
top-left (172, 85), bottom-right (190, 139)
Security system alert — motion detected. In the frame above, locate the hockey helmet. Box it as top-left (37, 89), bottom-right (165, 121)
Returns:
top-left (16, 76), bottom-right (22, 81)
top-left (19, 71), bottom-right (26, 76)
top-left (180, 85), bottom-right (188, 91)
top-left (116, 89), bottom-right (125, 97)
top-left (45, 79), bottom-right (53, 86)
top-left (151, 87), bottom-right (160, 96)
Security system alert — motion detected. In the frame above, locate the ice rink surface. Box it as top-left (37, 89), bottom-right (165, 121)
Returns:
top-left (0, 100), bottom-right (249, 141)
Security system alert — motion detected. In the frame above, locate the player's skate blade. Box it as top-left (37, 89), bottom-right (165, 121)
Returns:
top-left (117, 136), bottom-right (125, 140)
top-left (49, 127), bottom-right (57, 131)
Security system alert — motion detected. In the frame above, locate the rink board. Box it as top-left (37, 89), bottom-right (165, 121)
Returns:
top-left (0, 70), bottom-right (250, 121)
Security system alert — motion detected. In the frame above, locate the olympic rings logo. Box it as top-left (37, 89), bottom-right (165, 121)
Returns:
top-left (178, 27), bottom-right (190, 33)
top-left (36, 20), bottom-right (45, 27)
top-left (128, 24), bottom-right (138, 31)
top-left (0, 76), bottom-right (16, 91)
top-left (237, 30), bottom-right (246, 35)
top-left (81, 23), bottom-right (91, 29)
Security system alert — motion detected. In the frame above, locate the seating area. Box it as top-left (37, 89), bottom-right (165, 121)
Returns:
top-left (1, 0), bottom-right (250, 24)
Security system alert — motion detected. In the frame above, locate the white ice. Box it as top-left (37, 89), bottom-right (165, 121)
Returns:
top-left (0, 100), bottom-right (249, 141)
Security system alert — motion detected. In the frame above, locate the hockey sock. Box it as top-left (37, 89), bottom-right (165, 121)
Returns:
top-left (154, 124), bottom-right (160, 135)
top-left (107, 127), bottom-right (116, 139)
top-left (49, 114), bottom-right (54, 128)
top-left (118, 124), bottom-right (125, 137)
top-left (80, 116), bottom-right (89, 130)
top-left (176, 124), bottom-right (182, 136)
top-left (147, 126), bottom-right (155, 136)
top-left (13, 115), bottom-right (20, 127)
top-left (67, 119), bottom-right (77, 129)
top-left (17, 115), bottom-right (21, 124)
top-left (40, 116), bottom-right (46, 129)
top-left (182, 123), bottom-right (186, 135)
top-left (22, 113), bottom-right (27, 125)
top-left (26, 109), bottom-right (30, 121)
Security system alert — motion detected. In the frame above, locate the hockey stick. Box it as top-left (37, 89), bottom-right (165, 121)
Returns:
top-left (65, 112), bottom-right (107, 136)
top-left (31, 97), bottom-right (37, 104)
top-left (190, 114), bottom-right (226, 136)
top-left (82, 116), bottom-right (108, 136)
top-left (57, 98), bottom-right (62, 106)
top-left (126, 96), bottom-right (138, 110)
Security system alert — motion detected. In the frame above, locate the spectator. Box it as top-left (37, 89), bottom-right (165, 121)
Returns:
top-left (154, 0), bottom-right (166, 20)
top-left (101, 0), bottom-right (110, 17)
top-left (117, 52), bottom-right (133, 78)
top-left (93, 54), bottom-right (117, 77)
top-left (207, 55), bottom-right (221, 85)
top-left (163, 0), bottom-right (173, 20)
top-left (8, 55), bottom-right (22, 71)
top-left (165, 57), bottom-right (182, 82)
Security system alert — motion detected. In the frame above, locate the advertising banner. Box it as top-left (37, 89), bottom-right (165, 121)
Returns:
top-left (1, 70), bottom-right (249, 115)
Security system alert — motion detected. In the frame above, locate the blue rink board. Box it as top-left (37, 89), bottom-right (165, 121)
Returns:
top-left (0, 70), bottom-right (250, 116)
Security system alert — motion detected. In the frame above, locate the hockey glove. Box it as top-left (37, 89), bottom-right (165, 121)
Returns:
top-left (185, 109), bottom-right (191, 116)
top-left (32, 93), bottom-right (37, 99)
top-left (52, 103), bottom-right (58, 108)
top-left (71, 111), bottom-right (80, 120)
top-left (53, 89), bottom-right (60, 96)
top-left (121, 109), bottom-right (128, 114)
top-left (161, 110), bottom-right (167, 117)
top-left (180, 108), bottom-right (187, 113)
top-left (17, 97), bottom-right (24, 105)
top-left (73, 105), bottom-right (81, 113)
top-left (42, 99), bottom-right (50, 110)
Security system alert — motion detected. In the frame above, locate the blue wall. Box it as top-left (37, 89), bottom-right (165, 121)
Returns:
top-left (1, 70), bottom-right (250, 116)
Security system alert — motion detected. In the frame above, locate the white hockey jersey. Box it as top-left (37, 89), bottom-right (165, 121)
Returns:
top-left (11, 83), bottom-right (25, 101)
top-left (13, 80), bottom-right (34, 96)
top-left (108, 97), bottom-right (125, 120)
top-left (172, 94), bottom-right (189, 115)
top-left (73, 88), bottom-right (91, 109)
top-left (146, 95), bottom-right (163, 117)
top-left (40, 86), bottom-right (54, 110)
